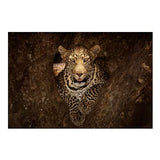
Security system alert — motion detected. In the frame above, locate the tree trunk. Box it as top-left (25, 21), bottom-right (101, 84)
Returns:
top-left (8, 32), bottom-right (152, 128)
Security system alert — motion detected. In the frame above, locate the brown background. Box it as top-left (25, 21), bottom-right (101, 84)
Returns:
top-left (8, 32), bottom-right (152, 128)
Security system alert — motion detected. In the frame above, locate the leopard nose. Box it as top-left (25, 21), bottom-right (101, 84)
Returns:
top-left (77, 73), bottom-right (83, 77)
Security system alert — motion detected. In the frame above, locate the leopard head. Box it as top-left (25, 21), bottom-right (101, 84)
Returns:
top-left (57, 45), bottom-right (100, 89)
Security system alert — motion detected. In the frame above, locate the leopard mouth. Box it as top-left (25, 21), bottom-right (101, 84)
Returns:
top-left (73, 77), bottom-right (88, 83)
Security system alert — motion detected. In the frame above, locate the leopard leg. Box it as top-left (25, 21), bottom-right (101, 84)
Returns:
top-left (80, 84), bottom-right (103, 114)
top-left (67, 96), bottom-right (85, 126)
top-left (69, 106), bottom-right (85, 127)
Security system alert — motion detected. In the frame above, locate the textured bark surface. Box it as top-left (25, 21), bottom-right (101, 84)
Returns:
top-left (8, 32), bottom-right (152, 128)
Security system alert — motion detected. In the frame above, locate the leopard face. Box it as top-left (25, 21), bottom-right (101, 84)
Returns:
top-left (58, 45), bottom-right (100, 90)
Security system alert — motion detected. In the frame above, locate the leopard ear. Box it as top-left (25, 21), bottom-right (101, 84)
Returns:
top-left (58, 45), bottom-right (69, 60)
top-left (90, 45), bottom-right (100, 59)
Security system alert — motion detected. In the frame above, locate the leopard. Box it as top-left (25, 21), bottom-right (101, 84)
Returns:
top-left (53, 45), bottom-right (107, 126)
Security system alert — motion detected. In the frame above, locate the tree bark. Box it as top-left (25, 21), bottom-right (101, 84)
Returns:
top-left (8, 32), bottom-right (152, 128)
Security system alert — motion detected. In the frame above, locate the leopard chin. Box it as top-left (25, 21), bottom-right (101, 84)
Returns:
top-left (74, 82), bottom-right (86, 87)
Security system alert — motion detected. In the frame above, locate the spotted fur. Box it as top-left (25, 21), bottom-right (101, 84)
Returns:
top-left (54, 45), bottom-right (107, 126)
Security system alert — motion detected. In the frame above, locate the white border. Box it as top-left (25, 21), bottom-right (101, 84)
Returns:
top-left (0, 0), bottom-right (159, 160)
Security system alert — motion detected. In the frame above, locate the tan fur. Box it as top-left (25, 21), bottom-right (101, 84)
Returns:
top-left (53, 63), bottom-right (66, 77)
